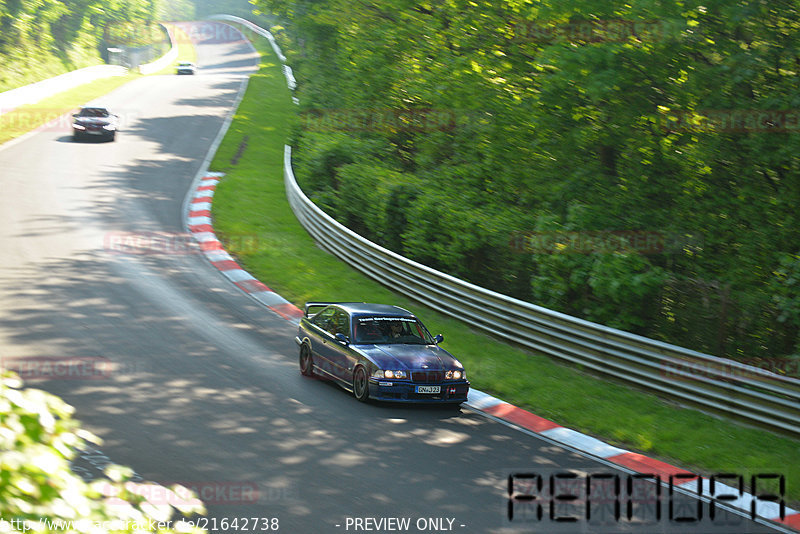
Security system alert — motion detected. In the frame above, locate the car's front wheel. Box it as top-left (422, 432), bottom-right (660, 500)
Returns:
top-left (353, 366), bottom-right (369, 402)
top-left (299, 344), bottom-right (314, 376)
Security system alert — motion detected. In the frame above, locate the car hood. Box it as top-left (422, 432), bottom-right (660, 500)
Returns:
top-left (356, 344), bottom-right (463, 371)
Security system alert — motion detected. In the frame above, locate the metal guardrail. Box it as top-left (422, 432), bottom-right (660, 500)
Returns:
top-left (284, 145), bottom-right (800, 437)
top-left (137, 23), bottom-right (178, 75)
top-left (208, 14), bottom-right (297, 91)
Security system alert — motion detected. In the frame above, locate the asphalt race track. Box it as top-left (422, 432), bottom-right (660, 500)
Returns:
top-left (0, 22), bottom-right (784, 534)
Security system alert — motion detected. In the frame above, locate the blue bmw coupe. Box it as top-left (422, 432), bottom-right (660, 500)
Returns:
top-left (295, 302), bottom-right (469, 403)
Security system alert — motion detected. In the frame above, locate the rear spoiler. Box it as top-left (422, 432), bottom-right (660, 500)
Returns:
top-left (303, 301), bottom-right (367, 317)
top-left (303, 301), bottom-right (340, 318)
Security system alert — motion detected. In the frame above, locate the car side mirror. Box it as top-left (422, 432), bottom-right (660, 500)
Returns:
top-left (434, 334), bottom-right (444, 344)
top-left (335, 333), bottom-right (349, 345)
top-left (72, 114), bottom-right (78, 118)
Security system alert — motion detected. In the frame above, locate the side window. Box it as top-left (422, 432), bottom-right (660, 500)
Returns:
top-left (311, 307), bottom-right (336, 334)
top-left (333, 310), bottom-right (350, 338)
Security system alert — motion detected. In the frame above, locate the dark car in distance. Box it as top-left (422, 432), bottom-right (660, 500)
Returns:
top-left (72, 107), bottom-right (118, 141)
top-left (296, 302), bottom-right (469, 403)
top-left (176, 62), bottom-right (196, 75)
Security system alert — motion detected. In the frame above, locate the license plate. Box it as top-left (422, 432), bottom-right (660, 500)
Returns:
top-left (416, 385), bottom-right (440, 394)
top-left (88, 130), bottom-right (102, 135)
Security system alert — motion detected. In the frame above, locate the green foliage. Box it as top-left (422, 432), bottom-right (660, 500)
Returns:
top-left (160, 0), bottom-right (196, 21)
top-left (587, 254), bottom-right (668, 331)
top-left (0, 371), bottom-right (206, 533)
top-left (771, 253), bottom-right (800, 355)
top-left (334, 163), bottom-right (418, 243)
top-left (293, 132), bottom-right (360, 191)
top-left (255, 0), bottom-right (800, 361)
top-left (0, 0), bottom-right (169, 91)
top-left (190, 0), bottom-right (258, 20)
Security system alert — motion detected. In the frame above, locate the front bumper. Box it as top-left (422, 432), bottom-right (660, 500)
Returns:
top-left (368, 378), bottom-right (470, 403)
top-left (73, 125), bottom-right (114, 137)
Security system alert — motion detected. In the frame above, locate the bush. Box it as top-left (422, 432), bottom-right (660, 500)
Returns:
top-left (0, 371), bottom-right (206, 533)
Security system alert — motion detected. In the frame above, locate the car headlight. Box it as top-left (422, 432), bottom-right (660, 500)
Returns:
top-left (445, 370), bottom-right (465, 380)
top-left (102, 124), bottom-right (116, 130)
top-left (372, 370), bottom-right (407, 379)
top-left (73, 124), bottom-right (86, 130)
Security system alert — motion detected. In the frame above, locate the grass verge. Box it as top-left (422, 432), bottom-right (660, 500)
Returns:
top-left (211, 35), bottom-right (800, 503)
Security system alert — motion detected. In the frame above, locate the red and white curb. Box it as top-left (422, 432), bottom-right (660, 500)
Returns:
top-left (467, 389), bottom-right (799, 530)
top-left (186, 172), bottom-right (798, 532)
top-left (186, 172), bottom-right (303, 322)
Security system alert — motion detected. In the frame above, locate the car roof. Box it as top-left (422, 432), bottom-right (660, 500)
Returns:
top-left (330, 302), bottom-right (415, 317)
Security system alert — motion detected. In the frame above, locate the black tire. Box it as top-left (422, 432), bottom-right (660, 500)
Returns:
top-left (299, 344), bottom-right (314, 376)
top-left (108, 131), bottom-right (116, 142)
top-left (353, 366), bottom-right (369, 402)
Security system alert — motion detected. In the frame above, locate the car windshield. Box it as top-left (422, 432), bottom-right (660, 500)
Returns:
top-left (78, 108), bottom-right (109, 118)
top-left (353, 316), bottom-right (433, 345)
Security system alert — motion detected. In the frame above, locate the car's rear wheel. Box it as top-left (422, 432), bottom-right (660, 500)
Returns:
top-left (353, 366), bottom-right (369, 402)
top-left (299, 344), bottom-right (314, 376)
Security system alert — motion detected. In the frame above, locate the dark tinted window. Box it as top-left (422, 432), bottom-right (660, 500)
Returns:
top-left (78, 108), bottom-right (109, 117)
top-left (332, 310), bottom-right (350, 337)
top-left (311, 307), bottom-right (337, 333)
top-left (353, 316), bottom-right (432, 344)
